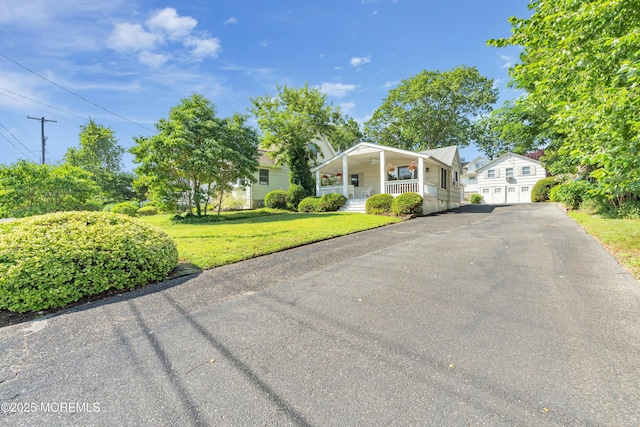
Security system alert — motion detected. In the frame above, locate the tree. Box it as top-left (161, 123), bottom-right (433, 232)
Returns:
top-left (365, 65), bottom-right (498, 151)
top-left (489, 0), bottom-right (640, 206)
top-left (329, 115), bottom-right (363, 152)
top-left (64, 119), bottom-right (129, 201)
top-left (0, 161), bottom-right (99, 218)
top-left (130, 94), bottom-right (259, 216)
top-left (251, 83), bottom-right (339, 195)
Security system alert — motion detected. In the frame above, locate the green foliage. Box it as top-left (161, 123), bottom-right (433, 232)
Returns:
top-left (470, 193), bottom-right (483, 204)
top-left (298, 197), bottom-right (321, 213)
top-left (251, 83), bottom-right (340, 195)
top-left (0, 161), bottom-right (100, 218)
top-left (366, 65), bottom-right (498, 150)
top-left (82, 199), bottom-right (103, 211)
top-left (0, 211), bottom-right (178, 313)
top-left (549, 180), bottom-right (593, 209)
top-left (531, 177), bottom-right (558, 202)
top-left (111, 201), bottom-right (139, 217)
top-left (286, 184), bottom-right (307, 210)
top-left (366, 194), bottom-right (394, 215)
top-left (220, 194), bottom-right (246, 211)
top-left (329, 115), bottom-right (364, 152)
top-left (137, 205), bottom-right (159, 216)
top-left (489, 0), bottom-right (640, 207)
top-left (264, 190), bottom-right (287, 209)
top-left (319, 193), bottom-right (347, 212)
top-left (131, 94), bottom-right (259, 217)
top-left (391, 193), bottom-right (423, 216)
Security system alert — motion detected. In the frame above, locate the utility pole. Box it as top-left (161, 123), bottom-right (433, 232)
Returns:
top-left (27, 116), bottom-right (56, 164)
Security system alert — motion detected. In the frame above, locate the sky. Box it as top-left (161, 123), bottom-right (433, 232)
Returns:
top-left (0, 0), bottom-right (530, 170)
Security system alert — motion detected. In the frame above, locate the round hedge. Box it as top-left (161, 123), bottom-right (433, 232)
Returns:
top-left (531, 177), bottom-right (558, 202)
top-left (391, 192), bottom-right (423, 216)
top-left (298, 196), bottom-right (321, 212)
top-left (286, 184), bottom-right (307, 210)
top-left (0, 211), bottom-right (178, 313)
top-left (111, 201), bottom-right (139, 217)
top-left (366, 194), bottom-right (394, 215)
top-left (264, 190), bottom-right (287, 209)
top-left (319, 193), bottom-right (347, 211)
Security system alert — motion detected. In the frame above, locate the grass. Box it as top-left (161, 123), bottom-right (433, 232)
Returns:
top-left (569, 211), bottom-right (640, 280)
top-left (141, 209), bottom-right (400, 269)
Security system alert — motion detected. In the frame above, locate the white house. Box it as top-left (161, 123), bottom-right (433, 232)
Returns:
top-left (312, 142), bottom-right (463, 214)
top-left (461, 155), bottom-right (490, 199)
top-left (474, 152), bottom-right (546, 204)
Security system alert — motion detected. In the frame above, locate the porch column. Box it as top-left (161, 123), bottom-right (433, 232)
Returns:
top-left (342, 155), bottom-right (349, 198)
top-left (379, 150), bottom-right (386, 194)
top-left (418, 157), bottom-right (425, 196)
top-left (315, 169), bottom-right (321, 196)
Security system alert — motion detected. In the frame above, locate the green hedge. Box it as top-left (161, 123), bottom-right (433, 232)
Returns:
top-left (531, 177), bottom-right (558, 202)
top-left (264, 190), bottom-right (287, 209)
top-left (0, 211), bottom-right (178, 313)
top-left (286, 184), bottom-right (307, 210)
top-left (366, 194), bottom-right (394, 215)
top-left (549, 180), bottom-right (592, 209)
top-left (319, 193), bottom-right (347, 211)
top-left (298, 197), bottom-right (321, 212)
top-left (137, 205), bottom-right (159, 216)
top-left (391, 192), bottom-right (423, 216)
top-left (112, 201), bottom-right (139, 217)
top-left (470, 193), bottom-right (483, 204)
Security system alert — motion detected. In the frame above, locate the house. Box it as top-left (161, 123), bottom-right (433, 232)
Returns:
top-left (461, 155), bottom-right (490, 199)
top-left (311, 142), bottom-right (463, 214)
top-left (474, 152), bottom-right (547, 204)
top-left (234, 137), bottom-right (337, 209)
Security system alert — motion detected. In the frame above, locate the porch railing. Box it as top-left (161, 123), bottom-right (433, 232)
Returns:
top-left (385, 180), bottom-right (419, 195)
top-left (319, 185), bottom-right (345, 196)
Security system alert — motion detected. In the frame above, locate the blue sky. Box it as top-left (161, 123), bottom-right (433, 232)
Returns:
top-left (0, 0), bottom-right (529, 169)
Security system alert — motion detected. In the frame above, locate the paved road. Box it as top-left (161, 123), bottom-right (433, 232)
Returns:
top-left (1, 204), bottom-right (639, 426)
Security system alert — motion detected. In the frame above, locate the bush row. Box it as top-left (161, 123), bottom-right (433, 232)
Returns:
top-left (298, 193), bottom-right (347, 212)
top-left (365, 193), bottom-right (423, 216)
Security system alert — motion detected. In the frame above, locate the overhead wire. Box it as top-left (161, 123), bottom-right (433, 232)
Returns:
top-left (0, 122), bottom-right (39, 162)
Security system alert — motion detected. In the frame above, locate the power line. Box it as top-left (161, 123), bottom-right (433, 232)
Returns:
top-left (0, 128), bottom-right (38, 162)
top-left (0, 86), bottom-right (87, 124)
top-left (0, 121), bottom-right (40, 162)
top-left (0, 52), bottom-right (155, 132)
top-left (27, 116), bottom-right (56, 164)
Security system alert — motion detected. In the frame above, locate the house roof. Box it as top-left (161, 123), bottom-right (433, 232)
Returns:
top-left (419, 146), bottom-right (458, 167)
top-left (476, 152), bottom-right (542, 173)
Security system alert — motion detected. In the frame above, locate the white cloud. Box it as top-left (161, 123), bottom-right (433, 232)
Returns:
top-left (223, 16), bottom-right (238, 25)
top-left (147, 7), bottom-right (197, 40)
top-left (500, 54), bottom-right (515, 69)
top-left (339, 101), bottom-right (356, 114)
top-left (350, 55), bottom-right (371, 67)
top-left (106, 23), bottom-right (157, 51)
top-left (334, 66), bottom-right (343, 70)
top-left (138, 51), bottom-right (169, 68)
top-left (260, 41), bottom-right (270, 47)
top-left (318, 82), bottom-right (357, 97)
top-left (186, 37), bottom-right (222, 58)
top-left (382, 80), bottom-right (398, 88)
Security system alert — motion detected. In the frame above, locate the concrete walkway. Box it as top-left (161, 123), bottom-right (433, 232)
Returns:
top-left (1, 204), bottom-right (639, 426)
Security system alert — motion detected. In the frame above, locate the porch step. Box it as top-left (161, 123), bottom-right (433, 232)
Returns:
top-left (340, 198), bottom-right (367, 213)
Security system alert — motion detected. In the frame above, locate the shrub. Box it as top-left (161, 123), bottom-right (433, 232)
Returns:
top-left (0, 211), bottom-right (178, 313)
top-left (366, 194), bottom-right (394, 215)
top-left (82, 199), bottom-right (103, 211)
top-left (137, 205), bottom-right (159, 216)
top-left (319, 193), bottom-right (347, 212)
top-left (298, 197), bottom-right (321, 212)
top-left (221, 194), bottom-right (246, 211)
top-left (111, 201), bottom-right (139, 216)
top-left (286, 184), bottom-right (307, 210)
top-left (264, 190), bottom-right (287, 209)
top-left (531, 177), bottom-right (558, 202)
top-left (549, 180), bottom-right (592, 209)
top-left (391, 192), bottom-right (423, 216)
top-left (470, 193), bottom-right (483, 204)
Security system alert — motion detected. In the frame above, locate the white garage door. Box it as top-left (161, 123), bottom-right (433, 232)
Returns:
top-left (481, 185), bottom-right (532, 204)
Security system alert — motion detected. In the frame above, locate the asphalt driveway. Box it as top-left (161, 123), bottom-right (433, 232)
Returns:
top-left (1, 203), bottom-right (639, 426)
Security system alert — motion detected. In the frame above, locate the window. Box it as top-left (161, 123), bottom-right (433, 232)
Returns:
top-left (506, 168), bottom-right (514, 177)
top-left (453, 171), bottom-right (459, 187)
top-left (487, 169), bottom-right (496, 178)
top-left (440, 168), bottom-right (448, 189)
top-left (259, 169), bottom-right (269, 185)
top-left (508, 187), bottom-right (516, 193)
top-left (468, 176), bottom-right (476, 182)
top-left (398, 166), bottom-right (413, 180)
top-left (350, 174), bottom-right (359, 187)
top-left (482, 188), bottom-right (489, 194)
top-left (494, 187), bottom-right (502, 193)
top-left (475, 162), bottom-right (482, 169)
top-left (521, 186), bottom-right (529, 192)
top-left (522, 166), bottom-right (531, 176)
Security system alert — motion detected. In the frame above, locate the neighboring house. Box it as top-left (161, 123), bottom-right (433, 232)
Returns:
top-left (234, 138), bottom-right (337, 209)
top-left (474, 152), bottom-right (547, 204)
top-left (461, 155), bottom-right (490, 199)
top-left (311, 142), bottom-right (463, 214)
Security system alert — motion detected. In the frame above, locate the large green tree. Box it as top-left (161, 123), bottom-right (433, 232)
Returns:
top-left (329, 115), bottom-right (364, 152)
top-left (64, 119), bottom-right (131, 201)
top-left (0, 161), bottom-right (99, 218)
top-left (365, 65), bottom-right (498, 151)
top-left (131, 94), bottom-right (259, 216)
top-left (251, 83), bottom-right (339, 194)
top-left (489, 0), bottom-right (640, 206)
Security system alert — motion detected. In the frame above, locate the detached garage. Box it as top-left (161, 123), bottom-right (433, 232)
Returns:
top-left (475, 153), bottom-right (547, 204)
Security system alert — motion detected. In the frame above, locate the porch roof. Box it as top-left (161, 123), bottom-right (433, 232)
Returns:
top-left (311, 142), bottom-right (449, 172)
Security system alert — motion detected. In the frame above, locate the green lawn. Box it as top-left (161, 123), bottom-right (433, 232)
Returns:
top-left (569, 211), bottom-right (640, 280)
top-left (141, 210), bottom-right (400, 269)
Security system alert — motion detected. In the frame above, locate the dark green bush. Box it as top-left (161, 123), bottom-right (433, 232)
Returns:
top-left (82, 199), bottom-right (103, 211)
top-left (286, 184), bottom-right (307, 210)
top-left (264, 190), bottom-right (287, 209)
top-left (549, 180), bottom-right (592, 209)
top-left (111, 201), bottom-right (139, 216)
top-left (366, 194), bottom-right (394, 215)
top-left (391, 192), bottom-right (423, 216)
top-left (531, 177), bottom-right (558, 202)
top-left (319, 193), bottom-right (347, 212)
top-left (470, 193), bottom-right (483, 204)
top-left (298, 197), bottom-right (321, 213)
top-left (137, 205), bottom-right (159, 216)
top-left (0, 211), bottom-right (178, 313)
